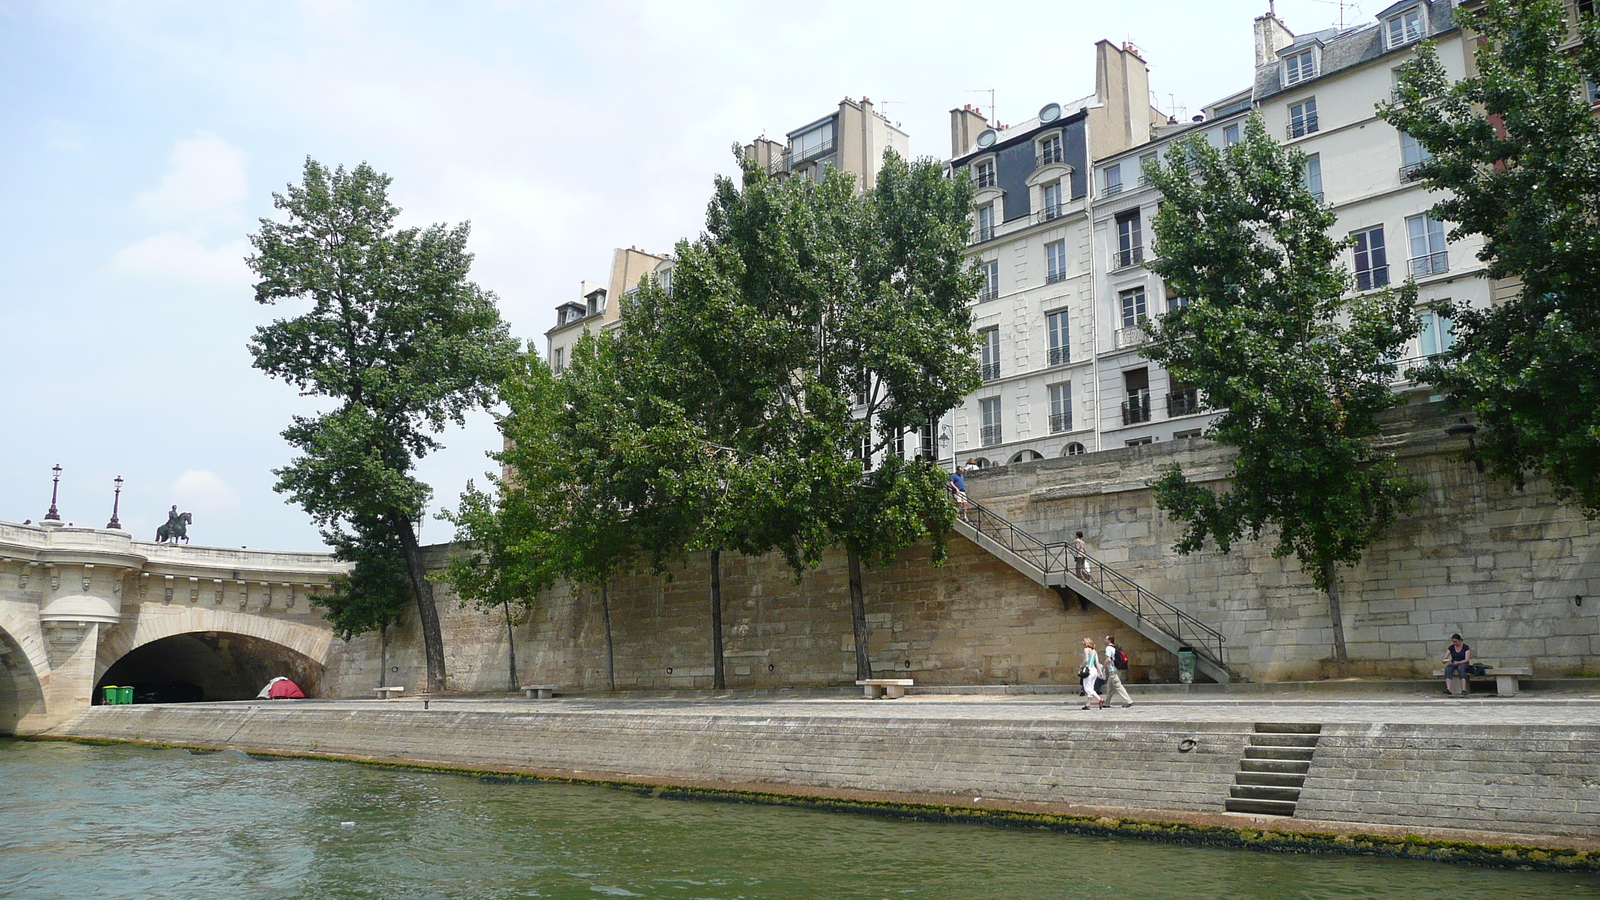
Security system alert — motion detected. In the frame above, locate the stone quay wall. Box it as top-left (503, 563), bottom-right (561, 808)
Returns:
top-left (323, 402), bottom-right (1599, 694)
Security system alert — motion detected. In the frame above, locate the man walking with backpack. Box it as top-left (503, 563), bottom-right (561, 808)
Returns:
top-left (1103, 635), bottom-right (1133, 708)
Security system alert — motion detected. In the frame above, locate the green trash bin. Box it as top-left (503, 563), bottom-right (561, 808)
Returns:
top-left (1177, 647), bottom-right (1196, 684)
top-left (102, 685), bottom-right (120, 705)
top-left (117, 686), bottom-right (134, 705)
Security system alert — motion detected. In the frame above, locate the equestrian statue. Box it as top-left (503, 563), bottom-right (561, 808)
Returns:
top-left (156, 505), bottom-right (192, 544)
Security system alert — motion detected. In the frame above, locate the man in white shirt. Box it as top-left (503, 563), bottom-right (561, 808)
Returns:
top-left (1103, 635), bottom-right (1133, 708)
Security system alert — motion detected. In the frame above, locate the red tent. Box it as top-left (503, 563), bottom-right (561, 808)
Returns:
top-left (258, 676), bottom-right (306, 699)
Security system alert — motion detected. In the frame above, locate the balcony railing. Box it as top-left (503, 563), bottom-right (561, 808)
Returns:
top-left (1167, 388), bottom-right (1202, 417)
top-left (975, 170), bottom-right (998, 188)
top-left (1114, 246), bottom-right (1144, 269)
top-left (787, 136), bottom-right (835, 168)
top-left (976, 286), bottom-right (999, 303)
top-left (1047, 346), bottom-right (1070, 366)
top-left (980, 424), bottom-right (1003, 447)
top-left (980, 361), bottom-right (1001, 382)
top-left (971, 223), bottom-right (996, 244)
top-left (1103, 181), bottom-right (1124, 197)
top-left (1355, 266), bottom-right (1390, 292)
top-left (1410, 251), bottom-right (1449, 278)
top-left (1037, 204), bottom-right (1065, 224)
top-left (1287, 114), bottom-right (1319, 139)
top-left (1036, 146), bottom-right (1065, 167)
top-left (1309, 190), bottom-right (1324, 203)
top-left (1049, 412), bottom-right (1073, 433)
top-left (1114, 324), bottom-right (1148, 350)
top-left (1045, 269), bottom-right (1069, 284)
top-left (1121, 395), bottom-right (1153, 425)
top-left (766, 154), bottom-right (788, 176)
top-left (1400, 161), bottom-right (1425, 182)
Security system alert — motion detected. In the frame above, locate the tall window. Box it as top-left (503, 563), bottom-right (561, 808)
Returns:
top-left (1288, 98), bottom-right (1319, 138)
top-left (658, 269), bottom-right (672, 296)
top-left (1386, 7), bottom-right (1423, 48)
top-left (1045, 240), bottom-right (1068, 283)
top-left (1166, 283), bottom-right (1189, 311)
top-left (1400, 132), bottom-right (1431, 181)
top-left (1138, 152), bottom-right (1156, 186)
top-left (975, 159), bottom-right (997, 188)
top-left (1224, 122), bottom-right (1241, 146)
top-left (1420, 311), bottom-right (1455, 358)
top-left (1115, 210), bottom-right (1143, 268)
top-left (1168, 381), bottom-right (1201, 417)
top-left (1407, 214), bottom-right (1448, 276)
top-left (975, 204), bottom-right (995, 242)
top-left (1047, 310), bottom-right (1070, 365)
top-left (978, 260), bottom-right (999, 302)
top-left (918, 421), bottom-right (936, 460)
top-left (1041, 182), bottom-right (1063, 220)
top-left (1353, 225), bottom-right (1389, 290)
top-left (790, 120), bottom-right (835, 163)
top-left (980, 398), bottom-right (1002, 447)
top-left (1285, 49), bottom-right (1316, 85)
top-left (1104, 164), bottom-right (1123, 196)
top-left (551, 346), bottom-right (564, 375)
top-left (1302, 154), bottom-right (1323, 201)
top-left (1049, 382), bottom-right (1073, 433)
top-left (1122, 368), bottom-right (1151, 425)
top-left (1038, 134), bottom-right (1063, 165)
top-left (980, 328), bottom-right (1001, 381)
top-left (1120, 286), bottom-right (1148, 328)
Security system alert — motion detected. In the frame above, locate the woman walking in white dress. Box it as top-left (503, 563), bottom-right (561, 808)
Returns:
top-left (1080, 637), bottom-right (1104, 710)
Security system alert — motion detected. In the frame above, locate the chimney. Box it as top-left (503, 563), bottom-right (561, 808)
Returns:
top-left (1254, 12), bottom-right (1294, 68)
top-left (949, 104), bottom-right (989, 158)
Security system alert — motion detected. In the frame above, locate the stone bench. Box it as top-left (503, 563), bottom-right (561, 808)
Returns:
top-left (856, 678), bottom-right (914, 700)
top-left (521, 684), bottom-right (559, 700)
top-left (373, 686), bottom-right (405, 700)
top-left (1432, 666), bottom-right (1533, 697)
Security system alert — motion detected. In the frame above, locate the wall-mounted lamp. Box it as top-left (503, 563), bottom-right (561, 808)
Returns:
top-left (1444, 418), bottom-right (1486, 473)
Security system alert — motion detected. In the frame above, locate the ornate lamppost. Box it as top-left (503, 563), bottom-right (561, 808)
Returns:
top-left (107, 476), bottom-right (124, 530)
top-left (43, 464), bottom-right (63, 522)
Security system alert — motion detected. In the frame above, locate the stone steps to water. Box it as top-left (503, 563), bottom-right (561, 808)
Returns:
top-left (1225, 722), bottom-right (1320, 817)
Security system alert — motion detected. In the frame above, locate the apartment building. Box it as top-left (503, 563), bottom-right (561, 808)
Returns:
top-left (745, 96), bottom-right (910, 191)
top-left (544, 246), bottom-right (668, 373)
top-left (945, 40), bottom-right (1169, 467)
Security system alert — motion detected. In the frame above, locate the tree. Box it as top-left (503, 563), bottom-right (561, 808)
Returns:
top-left (1141, 116), bottom-right (1424, 667)
top-left (1380, 0), bottom-right (1600, 516)
top-left (248, 158), bottom-right (518, 692)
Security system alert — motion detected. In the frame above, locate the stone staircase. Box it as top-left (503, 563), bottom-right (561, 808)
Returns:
top-left (1225, 723), bottom-right (1321, 816)
top-left (952, 496), bottom-right (1235, 683)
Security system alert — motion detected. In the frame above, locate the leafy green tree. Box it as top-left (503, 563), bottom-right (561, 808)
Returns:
top-left (1142, 116), bottom-right (1423, 666)
top-left (248, 158), bottom-right (518, 692)
top-left (1380, 0), bottom-right (1600, 515)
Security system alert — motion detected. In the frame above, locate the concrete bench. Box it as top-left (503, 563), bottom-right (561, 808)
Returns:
top-left (374, 686), bottom-right (405, 700)
top-left (1432, 666), bottom-right (1533, 697)
top-left (856, 678), bottom-right (914, 699)
top-left (521, 684), bottom-right (559, 700)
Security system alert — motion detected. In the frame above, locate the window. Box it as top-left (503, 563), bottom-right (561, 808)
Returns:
top-left (1352, 226), bottom-right (1389, 291)
top-left (1047, 310), bottom-right (1070, 365)
top-left (1223, 122), bottom-right (1241, 146)
top-left (551, 346), bottom-right (564, 375)
top-left (975, 204), bottom-right (995, 242)
top-left (1167, 382), bottom-right (1201, 417)
top-left (1045, 240), bottom-right (1068, 283)
top-left (658, 269), bottom-right (672, 296)
top-left (1137, 152), bottom-right (1156, 186)
top-left (1125, 437), bottom-right (1154, 447)
top-left (1119, 286), bottom-right (1147, 328)
top-left (1407, 214), bottom-right (1448, 276)
top-left (1284, 49), bottom-right (1317, 86)
top-left (977, 259), bottom-right (999, 302)
top-left (1172, 429), bottom-right (1202, 440)
top-left (1386, 7), bottom-right (1423, 48)
top-left (975, 159), bottom-right (997, 188)
top-left (1038, 134), bottom-right (1064, 166)
top-left (1302, 154), bottom-right (1323, 201)
top-left (1115, 210), bottom-right (1143, 268)
top-left (1420, 310), bottom-right (1455, 358)
top-left (1062, 442), bottom-right (1086, 457)
top-left (1041, 182), bottom-right (1063, 221)
top-left (1400, 132), bottom-right (1431, 181)
top-left (918, 421), bottom-right (936, 460)
top-left (1166, 283), bottom-right (1189, 311)
top-left (1587, 77), bottom-right (1600, 107)
top-left (1049, 382), bottom-right (1073, 433)
top-left (1582, 0), bottom-right (1597, 16)
top-left (1104, 164), bottom-right (1123, 196)
top-left (1288, 98), bottom-right (1319, 138)
top-left (980, 398), bottom-right (1002, 447)
top-left (790, 120), bottom-right (835, 164)
top-left (980, 328), bottom-right (1001, 381)
top-left (1122, 369), bottom-right (1151, 426)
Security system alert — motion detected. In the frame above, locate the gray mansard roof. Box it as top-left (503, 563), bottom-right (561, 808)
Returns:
top-left (1254, 0), bottom-right (1458, 101)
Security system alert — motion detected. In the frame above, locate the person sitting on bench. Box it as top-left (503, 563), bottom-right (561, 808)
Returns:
top-left (1442, 633), bottom-right (1472, 696)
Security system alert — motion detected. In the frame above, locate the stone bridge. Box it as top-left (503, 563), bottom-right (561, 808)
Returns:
top-left (0, 519), bottom-right (346, 735)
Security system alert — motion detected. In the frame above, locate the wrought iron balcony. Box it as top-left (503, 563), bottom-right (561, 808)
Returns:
top-left (1400, 161), bottom-right (1425, 182)
top-left (1046, 269), bottom-right (1069, 284)
top-left (971, 223), bottom-right (996, 244)
top-left (1036, 146), bottom-right (1065, 167)
top-left (1410, 251), bottom-right (1449, 278)
top-left (976, 286), bottom-right (999, 303)
top-left (1114, 246), bottom-right (1144, 270)
top-left (1167, 388), bottom-right (1202, 417)
top-left (975, 169), bottom-right (998, 188)
top-left (1036, 204), bottom-right (1065, 224)
top-left (1049, 412), bottom-right (1072, 433)
top-left (1287, 114), bottom-right (1319, 139)
top-left (980, 362), bottom-right (1001, 382)
top-left (1114, 325), bottom-right (1148, 350)
top-left (1047, 346), bottom-right (1070, 366)
top-left (1121, 396), bottom-right (1153, 425)
top-left (1355, 266), bottom-right (1390, 292)
top-left (1103, 181), bottom-right (1124, 197)
top-left (980, 424), bottom-right (1003, 447)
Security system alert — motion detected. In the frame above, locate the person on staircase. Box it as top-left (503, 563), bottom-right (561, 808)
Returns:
top-left (1080, 637), bottom-right (1105, 710)
top-left (1072, 532), bottom-right (1089, 580)
top-left (1103, 635), bottom-right (1133, 708)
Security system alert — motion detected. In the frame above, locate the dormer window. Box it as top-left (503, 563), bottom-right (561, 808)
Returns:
top-left (975, 159), bottom-right (997, 188)
top-left (1386, 6), bottom-right (1423, 48)
top-left (1284, 49), bottom-right (1317, 86)
top-left (1037, 133), bottom-right (1064, 166)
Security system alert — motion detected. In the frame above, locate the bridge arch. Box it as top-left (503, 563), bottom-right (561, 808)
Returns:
top-left (96, 607), bottom-right (335, 703)
top-left (0, 624), bottom-right (46, 735)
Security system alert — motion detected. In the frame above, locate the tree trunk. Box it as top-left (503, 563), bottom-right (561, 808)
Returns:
top-left (502, 599), bottom-right (519, 693)
top-left (710, 548), bottom-right (725, 690)
top-left (600, 580), bottom-right (615, 692)
top-left (1324, 558), bottom-right (1350, 670)
top-left (395, 512), bottom-right (446, 692)
top-left (848, 547), bottom-right (871, 682)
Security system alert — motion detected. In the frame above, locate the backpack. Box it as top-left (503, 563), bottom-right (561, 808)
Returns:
top-left (1113, 646), bottom-right (1129, 671)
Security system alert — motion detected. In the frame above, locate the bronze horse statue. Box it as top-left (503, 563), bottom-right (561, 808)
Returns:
top-left (156, 509), bottom-right (192, 544)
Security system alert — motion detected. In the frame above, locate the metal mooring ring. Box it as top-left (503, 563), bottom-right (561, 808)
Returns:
top-left (1178, 738), bottom-right (1198, 753)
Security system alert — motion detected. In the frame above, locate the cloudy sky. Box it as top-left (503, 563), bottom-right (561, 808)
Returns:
top-left (0, 0), bottom-right (1358, 551)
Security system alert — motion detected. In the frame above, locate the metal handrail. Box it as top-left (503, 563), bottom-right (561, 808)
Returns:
top-left (958, 494), bottom-right (1228, 671)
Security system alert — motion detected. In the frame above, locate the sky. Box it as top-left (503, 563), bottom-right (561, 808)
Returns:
top-left (0, 0), bottom-right (1367, 552)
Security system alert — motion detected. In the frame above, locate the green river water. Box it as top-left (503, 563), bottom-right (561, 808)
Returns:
top-left (1, 738), bottom-right (1595, 899)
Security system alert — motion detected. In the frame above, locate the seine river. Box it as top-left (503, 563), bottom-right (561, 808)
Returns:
top-left (2, 738), bottom-right (1596, 900)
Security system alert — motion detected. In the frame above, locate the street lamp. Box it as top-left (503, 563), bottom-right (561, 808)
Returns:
top-left (107, 476), bottom-right (124, 530)
top-left (1444, 417), bottom-right (1486, 474)
top-left (43, 464), bottom-right (63, 522)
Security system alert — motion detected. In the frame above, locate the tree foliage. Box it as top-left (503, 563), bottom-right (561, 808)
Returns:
top-left (1380, 0), bottom-right (1600, 516)
top-left (248, 158), bottom-right (518, 691)
top-left (1142, 115), bottom-right (1423, 664)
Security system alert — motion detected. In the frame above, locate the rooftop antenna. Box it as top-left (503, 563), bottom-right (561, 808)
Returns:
top-left (965, 89), bottom-right (996, 125)
top-left (1305, 0), bottom-right (1360, 29)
